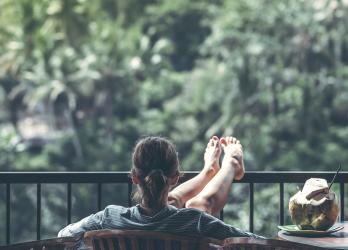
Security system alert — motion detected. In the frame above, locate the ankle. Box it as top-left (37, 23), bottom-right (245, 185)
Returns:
top-left (222, 155), bottom-right (239, 166)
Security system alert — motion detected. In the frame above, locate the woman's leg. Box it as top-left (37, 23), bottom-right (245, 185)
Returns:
top-left (185, 136), bottom-right (245, 215)
top-left (168, 136), bottom-right (222, 208)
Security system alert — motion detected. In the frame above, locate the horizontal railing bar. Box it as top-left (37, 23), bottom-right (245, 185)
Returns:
top-left (186, 171), bottom-right (348, 183)
top-left (0, 171), bottom-right (346, 183)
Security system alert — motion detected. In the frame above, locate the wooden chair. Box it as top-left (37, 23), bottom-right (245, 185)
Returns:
top-left (83, 229), bottom-right (223, 250)
top-left (222, 237), bottom-right (324, 250)
top-left (84, 230), bottom-right (324, 250)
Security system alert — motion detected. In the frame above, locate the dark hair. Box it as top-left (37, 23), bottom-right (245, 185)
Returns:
top-left (132, 136), bottom-right (180, 212)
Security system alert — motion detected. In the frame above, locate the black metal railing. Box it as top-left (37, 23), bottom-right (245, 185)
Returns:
top-left (0, 171), bottom-right (346, 245)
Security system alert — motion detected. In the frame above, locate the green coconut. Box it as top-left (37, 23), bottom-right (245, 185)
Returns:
top-left (289, 178), bottom-right (339, 231)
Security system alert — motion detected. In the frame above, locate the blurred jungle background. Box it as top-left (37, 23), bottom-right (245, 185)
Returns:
top-left (1, 0), bottom-right (348, 243)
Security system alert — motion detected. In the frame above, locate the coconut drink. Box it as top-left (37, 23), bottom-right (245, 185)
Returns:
top-left (289, 178), bottom-right (339, 230)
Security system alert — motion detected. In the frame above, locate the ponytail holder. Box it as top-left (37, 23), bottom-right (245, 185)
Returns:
top-left (148, 169), bottom-right (165, 177)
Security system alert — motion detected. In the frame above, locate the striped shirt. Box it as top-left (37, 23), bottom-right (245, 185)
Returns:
top-left (58, 204), bottom-right (261, 249)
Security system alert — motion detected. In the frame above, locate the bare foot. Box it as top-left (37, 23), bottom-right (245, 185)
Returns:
top-left (204, 136), bottom-right (221, 175)
top-left (220, 136), bottom-right (245, 180)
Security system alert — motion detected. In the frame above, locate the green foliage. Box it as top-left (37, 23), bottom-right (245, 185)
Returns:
top-left (177, 0), bottom-right (348, 171)
top-left (0, 0), bottom-right (348, 242)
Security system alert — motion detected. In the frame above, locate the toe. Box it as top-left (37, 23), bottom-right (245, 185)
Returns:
top-left (212, 135), bottom-right (219, 141)
top-left (220, 137), bottom-right (227, 148)
top-left (212, 136), bottom-right (219, 147)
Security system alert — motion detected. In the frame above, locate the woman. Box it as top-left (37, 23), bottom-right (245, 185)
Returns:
top-left (58, 136), bottom-right (261, 248)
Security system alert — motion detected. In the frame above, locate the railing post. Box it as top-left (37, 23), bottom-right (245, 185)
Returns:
top-left (279, 182), bottom-right (284, 226)
top-left (220, 209), bottom-right (224, 221)
top-left (340, 182), bottom-right (345, 222)
top-left (67, 183), bottom-right (72, 224)
top-left (37, 183), bottom-right (41, 240)
top-left (6, 183), bottom-right (10, 245)
top-left (128, 181), bottom-right (132, 207)
top-left (249, 183), bottom-right (254, 233)
top-left (98, 183), bottom-right (102, 211)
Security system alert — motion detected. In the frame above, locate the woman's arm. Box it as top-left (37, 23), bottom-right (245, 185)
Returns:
top-left (58, 210), bottom-right (104, 237)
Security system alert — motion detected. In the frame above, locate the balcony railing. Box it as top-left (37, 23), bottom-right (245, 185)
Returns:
top-left (0, 171), bottom-right (346, 245)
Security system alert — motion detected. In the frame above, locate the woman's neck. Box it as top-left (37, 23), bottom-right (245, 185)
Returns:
top-left (139, 204), bottom-right (166, 216)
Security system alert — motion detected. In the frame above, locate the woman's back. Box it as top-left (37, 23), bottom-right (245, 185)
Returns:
top-left (59, 204), bottom-right (255, 240)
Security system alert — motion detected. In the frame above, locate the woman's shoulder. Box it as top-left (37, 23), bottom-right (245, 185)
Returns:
top-left (100, 205), bottom-right (144, 225)
top-left (174, 206), bottom-right (212, 217)
top-left (104, 204), bottom-right (128, 210)
top-left (174, 206), bottom-right (228, 224)
top-left (103, 205), bottom-right (135, 217)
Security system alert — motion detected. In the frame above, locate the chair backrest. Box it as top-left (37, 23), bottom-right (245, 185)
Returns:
top-left (222, 237), bottom-right (324, 250)
top-left (84, 230), bottom-right (323, 250)
top-left (84, 229), bottom-right (223, 250)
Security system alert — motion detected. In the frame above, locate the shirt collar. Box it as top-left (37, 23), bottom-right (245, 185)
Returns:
top-left (132, 204), bottom-right (177, 222)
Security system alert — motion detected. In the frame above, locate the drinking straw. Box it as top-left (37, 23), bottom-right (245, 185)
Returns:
top-left (329, 164), bottom-right (342, 190)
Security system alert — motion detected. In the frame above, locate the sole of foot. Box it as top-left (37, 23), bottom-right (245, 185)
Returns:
top-left (204, 135), bottom-right (222, 175)
top-left (220, 136), bottom-right (245, 180)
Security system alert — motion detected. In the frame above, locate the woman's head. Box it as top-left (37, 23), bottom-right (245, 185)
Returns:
top-left (131, 136), bottom-right (180, 211)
